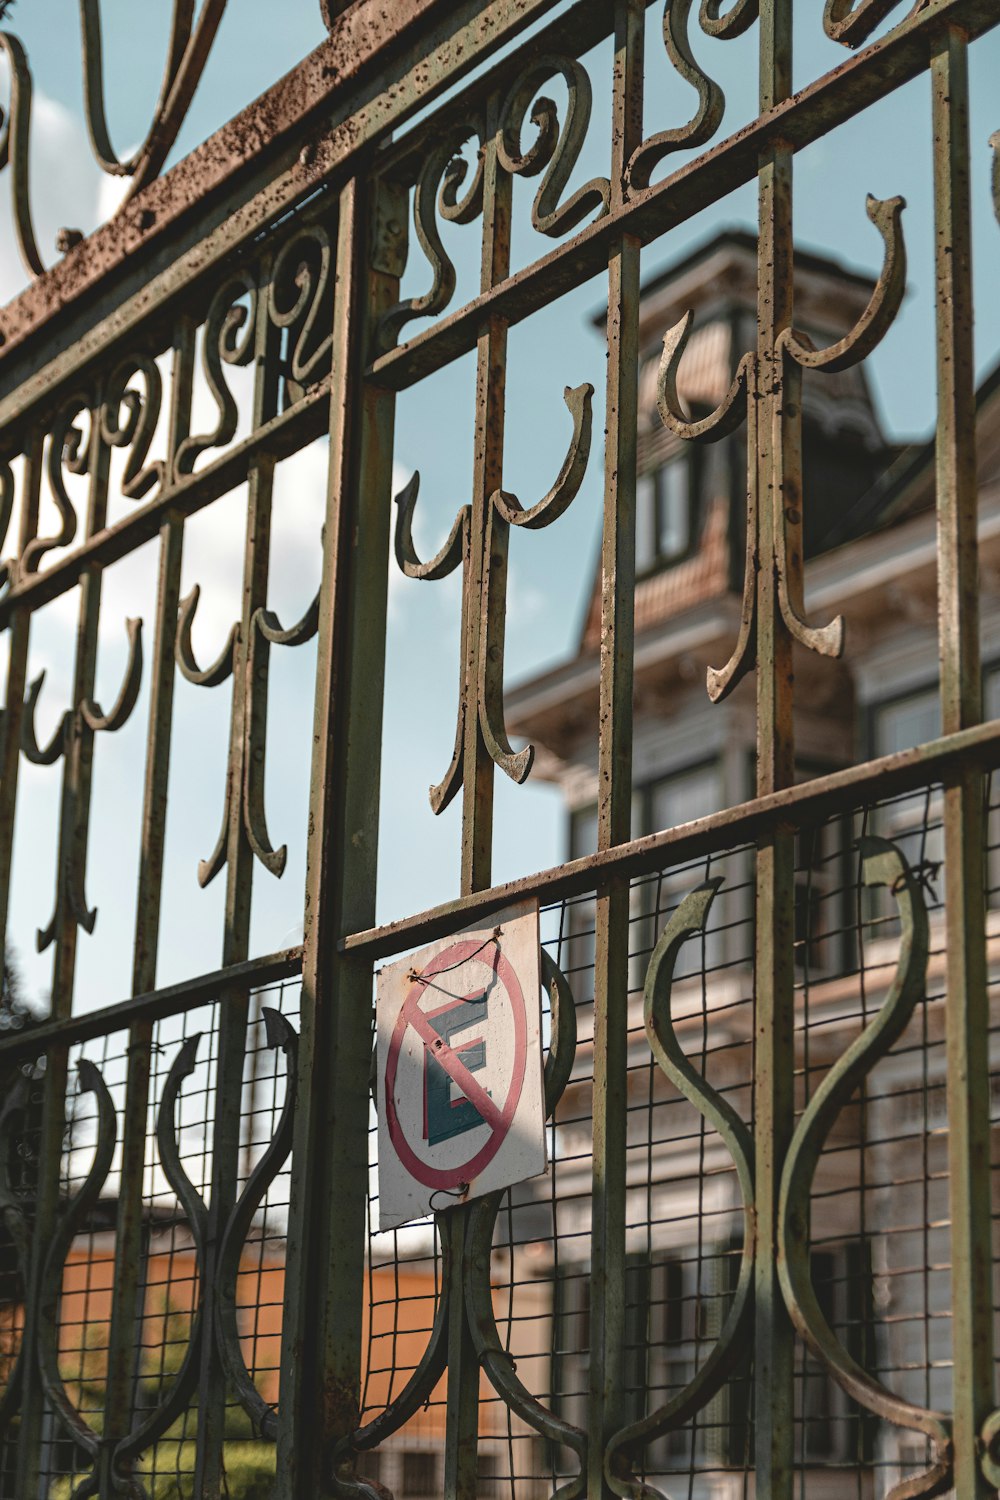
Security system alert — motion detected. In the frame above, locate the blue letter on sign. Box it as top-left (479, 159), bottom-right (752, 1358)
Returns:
top-left (424, 992), bottom-right (490, 1146)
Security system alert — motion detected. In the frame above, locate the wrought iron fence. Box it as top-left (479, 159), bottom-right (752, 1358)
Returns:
top-left (0, 0), bottom-right (996, 1497)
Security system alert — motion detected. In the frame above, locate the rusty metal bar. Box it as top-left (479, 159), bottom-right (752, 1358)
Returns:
top-left (754, 5), bottom-right (796, 1493)
top-left (1, 0), bottom-right (996, 456)
top-left (16, 391), bottom-right (113, 1496)
top-left (0, 376), bottom-right (331, 630)
top-left (194, 255), bottom-right (281, 1494)
top-left (589, 6), bottom-right (642, 1496)
top-left (101, 317), bottom-right (194, 1497)
top-left (0, 0), bottom-right (576, 436)
top-left (931, 22), bottom-right (994, 1496)
top-left (0, 946), bottom-right (301, 1062)
top-left (366, 0), bottom-right (1000, 395)
top-left (343, 717), bottom-right (1000, 962)
top-left (276, 172), bottom-right (400, 1496)
top-left (0, 436), bottom-right (41, 967)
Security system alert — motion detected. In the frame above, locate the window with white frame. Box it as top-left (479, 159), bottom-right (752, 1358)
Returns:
top-left (636, 456), bottom-right (694, 574)
top-left (869, 688), bottom-right (943, 925)
top-left (645, 763), bottom-right (723, 981)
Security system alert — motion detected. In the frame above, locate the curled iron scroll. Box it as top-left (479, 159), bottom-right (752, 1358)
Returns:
top-left (270, 225), bottom-right (334, 405)
top-left (393, 379), bottom-right (592, 812)
top-left (377, 119), bottom-right (485, 354)
top-left (463, 951), bottom-right (587, 1500)
top-left (176, 585), bottom-right (238, 689)
top-left (37, 1059), bottom-right (118, 1469)
top-left (823, 0), bottom-right (926, 48)
top-left (700, 0), bottom-right (759, 38)
top-left (496, 56), bottom-right (610, 237)
top-left (22, 397), bottom-right (93, 576)
top-left (79, 0), bottom-right (228, 192)
top-left (777, 836), bottom-right (952, 1500)
top-left (24, 611), bottom-right (145, 949)
top-left (114, 1033), bottom-right (210, 1486)
top-left (773, 194), bottom-right (905, 663)
top-left (0, 32), bottom-right (42, 276)
top-left (480, 382), bottom-right (594, 787)
top-left (605, 879), bottom-right (755, 1500)
top-left (777, 196), bottom-right (906, 375)
top-left (627, 0), bottom-right (725, 194)
top-left (656, 317), bottom-right (757, 702)
top-left (101, 355), bottom-right (165, 501)
top-left (243, 590), bottom-right (320, 878)
top-left (81, 616), bottom-right (144, 732)
top-left (216, 1008), bottom-right (297, 1437)
top-left (393, 476), bottom-right (470, 816)
top-left (175, 582), bottom-right (238, 887)
top-left (0, 3), bottom-right (228, 278)
top-left (174, 273), bottom-right (258, 479)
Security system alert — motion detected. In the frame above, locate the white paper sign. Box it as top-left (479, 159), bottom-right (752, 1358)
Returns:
top-left (376, 899), bottom-right (547, 1230)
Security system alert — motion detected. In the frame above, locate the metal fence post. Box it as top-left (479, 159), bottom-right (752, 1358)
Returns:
top-left (932, 23), bottom-right (995, 1495)
top-left (276, 170), bottom-right (402, 1498)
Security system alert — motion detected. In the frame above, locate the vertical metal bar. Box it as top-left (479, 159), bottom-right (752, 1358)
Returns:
top-left (590, 4), bottom-right (642, 1495)
top-left (195, 268), bottom-right (280, 1496)
top-left (462, 105), bottom-right (512, 898)
top-left (932, 24), bottom-right (994, 1497)
top-left (446, 98), bottom-right (514, 1500)
top-left (102, 321), bottom-right (194, 1498)
top-left (0, 434), bottom-right (41, 966)
top-left (0, 436), bottom-right (41, 1474)
top-left (754, 1), bottom-right (795, 1494)
top-left (276, 176), bottom-right (401, 1498)
top-left (17, 400), bottom-right (112, 1497)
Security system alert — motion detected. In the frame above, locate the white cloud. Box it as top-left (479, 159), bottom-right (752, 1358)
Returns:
top-left (0, 83), bottom-right (104, 304)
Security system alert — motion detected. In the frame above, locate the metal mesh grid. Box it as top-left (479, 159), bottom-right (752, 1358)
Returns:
top-left (357, 775), bottom-right (988, 1499)
top-left (0, 973), bottom-right (299, 1498)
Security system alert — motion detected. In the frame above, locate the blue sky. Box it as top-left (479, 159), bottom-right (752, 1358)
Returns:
top-left (2, 3), bottom-right (1000, 1012)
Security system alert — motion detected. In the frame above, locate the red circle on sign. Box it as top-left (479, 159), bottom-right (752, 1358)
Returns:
top-left (384, 939), bottom-right (527, 1191)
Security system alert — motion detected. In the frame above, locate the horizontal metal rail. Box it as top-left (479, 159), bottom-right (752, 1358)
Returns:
top-left (0, 377), bottom-right (330, 626)
top-left (0, 945), bottom-right (302, 1060)
top-left (368, 0), bottom-right (1000, 391)
top-left (0, 0), bottom-right (570, 438)
top-left (342, 719), bottom-right (1000, 960)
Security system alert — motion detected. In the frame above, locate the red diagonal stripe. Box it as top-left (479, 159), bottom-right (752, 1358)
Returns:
top-left (404, 1000), bottom-right (503, 1132)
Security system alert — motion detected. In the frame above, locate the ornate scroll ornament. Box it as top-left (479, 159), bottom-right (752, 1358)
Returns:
top-left (699, 0), bottom-right (759, 39)
top-left (19, 1016), bottom-right (298, 1499)
top-left (22, 611), bottom-right (144, 950)
top-left (214, 1006), bottom-right (297, 1437)
top-left (822, 0), bottom-right (929, 48)
top-left (334, 951), bottom-right (580, 1500)
top-left (656, 192), bottom-right (906, 702)
top-left (175, 261), bottom-right (323, 887)
top-left (177, 576), bottom-right (320, 887)
top-left (0, 2), bottom-right (227, 277)
top-left (394, 381), bottom-right (593, 814)
top-left (377, 118), bottom-right (486, 354)
top-left (36, 1059), bottom-right (118, 1497)
top-left (111, 1031), bottom-right (211, 1494)
top-left (496, 56), bottom-right (610, 237)
top-left (626, 0), bottom-right (725, 195)
top-left (777, 836), bottom-right (953, 1500)
top-left (377, 56), bottom-right (609, 354)
top-left (604, 879), bottom-right (755, 1500)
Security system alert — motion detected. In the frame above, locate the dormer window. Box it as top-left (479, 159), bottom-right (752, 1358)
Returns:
top-left (636, 455), bottom-right (693, 573)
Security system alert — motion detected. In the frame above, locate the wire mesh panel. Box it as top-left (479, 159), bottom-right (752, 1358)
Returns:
top-left (0, 1), bottom-right (995, 1498)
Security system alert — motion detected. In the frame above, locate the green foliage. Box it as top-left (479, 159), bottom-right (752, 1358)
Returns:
top-left (48, 1291), bottom-right (277, 1498)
